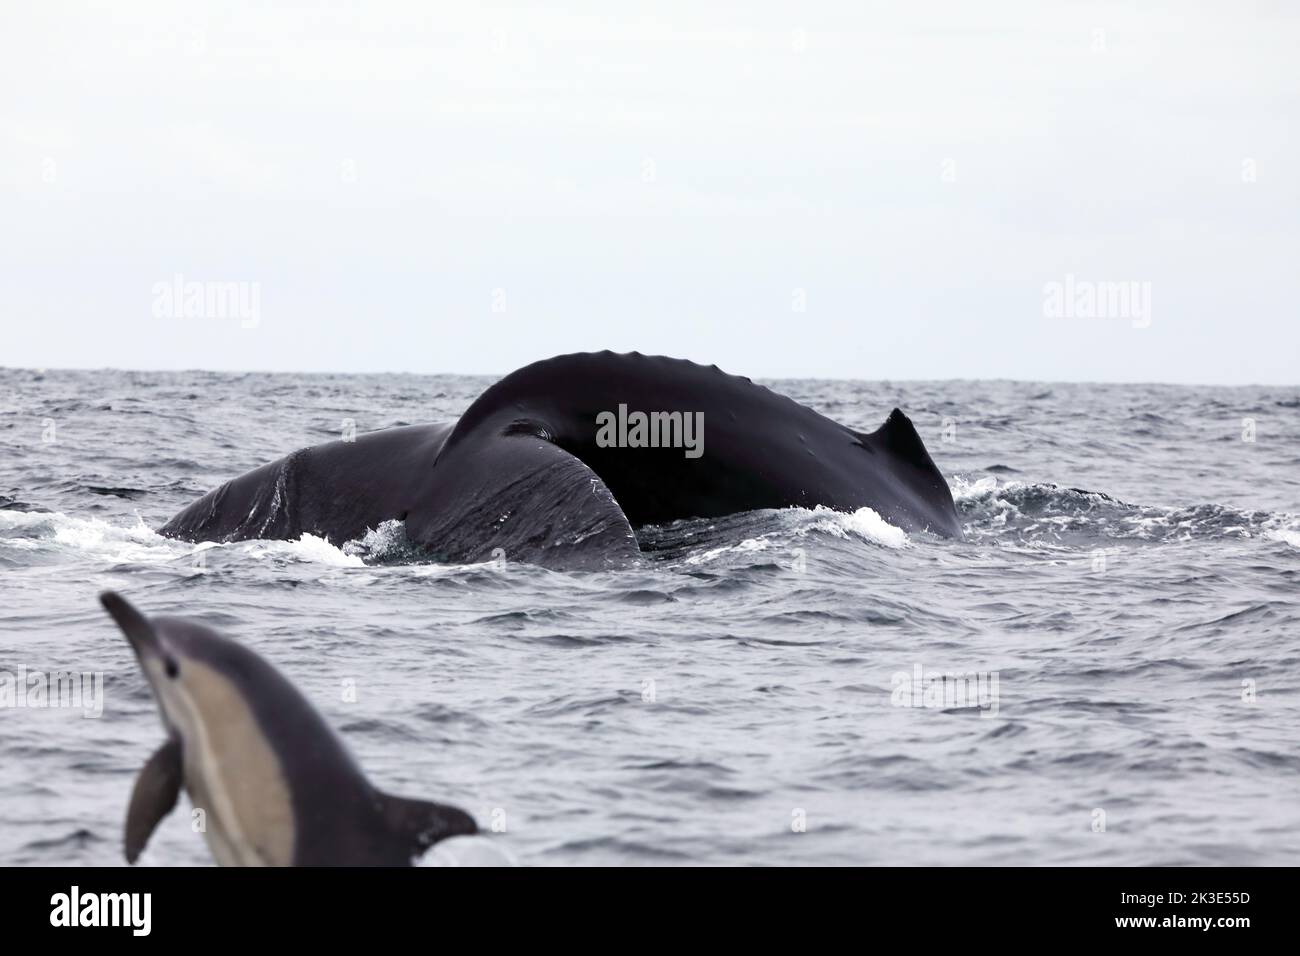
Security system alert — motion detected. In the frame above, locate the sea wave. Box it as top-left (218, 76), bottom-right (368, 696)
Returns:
top-left (0, 509), bottom-right (186, 564)
top-left (0, 509), bottom-right (365, 568)
top-left (951, 476), bottom-right (1300, 545)
top-left (675, 505), bottom-right (907, 566)
top-left (4, 482), bottom-right (1294, 574)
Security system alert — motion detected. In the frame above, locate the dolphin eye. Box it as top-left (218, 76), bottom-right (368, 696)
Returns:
top-left (164, 657), bottom-right (180, 679)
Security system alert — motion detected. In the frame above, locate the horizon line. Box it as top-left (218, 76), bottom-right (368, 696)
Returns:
top-left (3, 363), bottom-right (1297, 391)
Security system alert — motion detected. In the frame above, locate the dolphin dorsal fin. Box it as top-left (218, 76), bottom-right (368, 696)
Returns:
top-left (378, 792), bottom-right (478, 861)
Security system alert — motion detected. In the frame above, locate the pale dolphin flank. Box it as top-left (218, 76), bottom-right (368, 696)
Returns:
top-left (160, 352), bottom-right (962, 568)
top-left (102, 591), bottom-right (476, 866)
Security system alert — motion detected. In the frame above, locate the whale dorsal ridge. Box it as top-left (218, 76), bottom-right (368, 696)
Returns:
top-left (868, 408), bottom-right (938, 473)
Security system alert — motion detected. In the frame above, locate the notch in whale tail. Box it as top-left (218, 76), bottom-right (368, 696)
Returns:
top-left (859, 408), bottom-right (963, 538)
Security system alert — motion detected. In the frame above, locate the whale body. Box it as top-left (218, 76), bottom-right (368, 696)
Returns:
top-left (160, 352), bottom-right (961, 568)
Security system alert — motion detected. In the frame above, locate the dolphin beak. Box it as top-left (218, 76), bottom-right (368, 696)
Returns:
top-left (100, 591), bottom-right (161, 660)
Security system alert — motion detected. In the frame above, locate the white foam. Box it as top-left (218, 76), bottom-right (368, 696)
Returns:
top-left (799, 505), bottom-right (909, 549)
top-left (0, 510), bottom-right (367, 568)
top-left (418, 835), bottom-right (519, 867)
top-left (684, 543), bottom-right (735, 566)
top-left (342, 519), bottom-right (410, 561)
top-left (682, 505), bottom-right (907, 565)
top-left (0, 509), bottom-right (186, 563)
top-left (288, 533), bottom-right (366, 567)
top-left (948, 475), bottom-right (1003, 501)
top-left (1266, 528), bottom-right (1300, 550)
top-left (245, 533), bottom-right (365, 567)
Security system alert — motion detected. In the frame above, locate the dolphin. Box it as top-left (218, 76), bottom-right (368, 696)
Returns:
top-left (102, 591), bottom-right (476, 865)
top-left (159, 352), bottom-right (962, 567)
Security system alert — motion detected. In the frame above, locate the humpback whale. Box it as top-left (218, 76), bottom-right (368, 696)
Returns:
top-left (102, 591), bottom-right (476, 865)
top-left (160, 352), bottom-right (961, 568)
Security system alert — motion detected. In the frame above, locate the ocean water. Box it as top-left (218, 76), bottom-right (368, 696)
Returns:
top-left (1, 367), bottom-right (1298, 866)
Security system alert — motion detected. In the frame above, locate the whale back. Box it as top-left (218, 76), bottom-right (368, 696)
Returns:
top-left (160, 422), bottom-right (454, 544)
top-left (427, 352), bottom-right (962, 539)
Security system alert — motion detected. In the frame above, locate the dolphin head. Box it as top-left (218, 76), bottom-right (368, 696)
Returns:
top-left (101, 590), bottom-right (264, 746)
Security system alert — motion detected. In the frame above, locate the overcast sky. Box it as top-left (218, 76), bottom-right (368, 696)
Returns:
top-left (2, 2), bottom-right (1297, 383)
